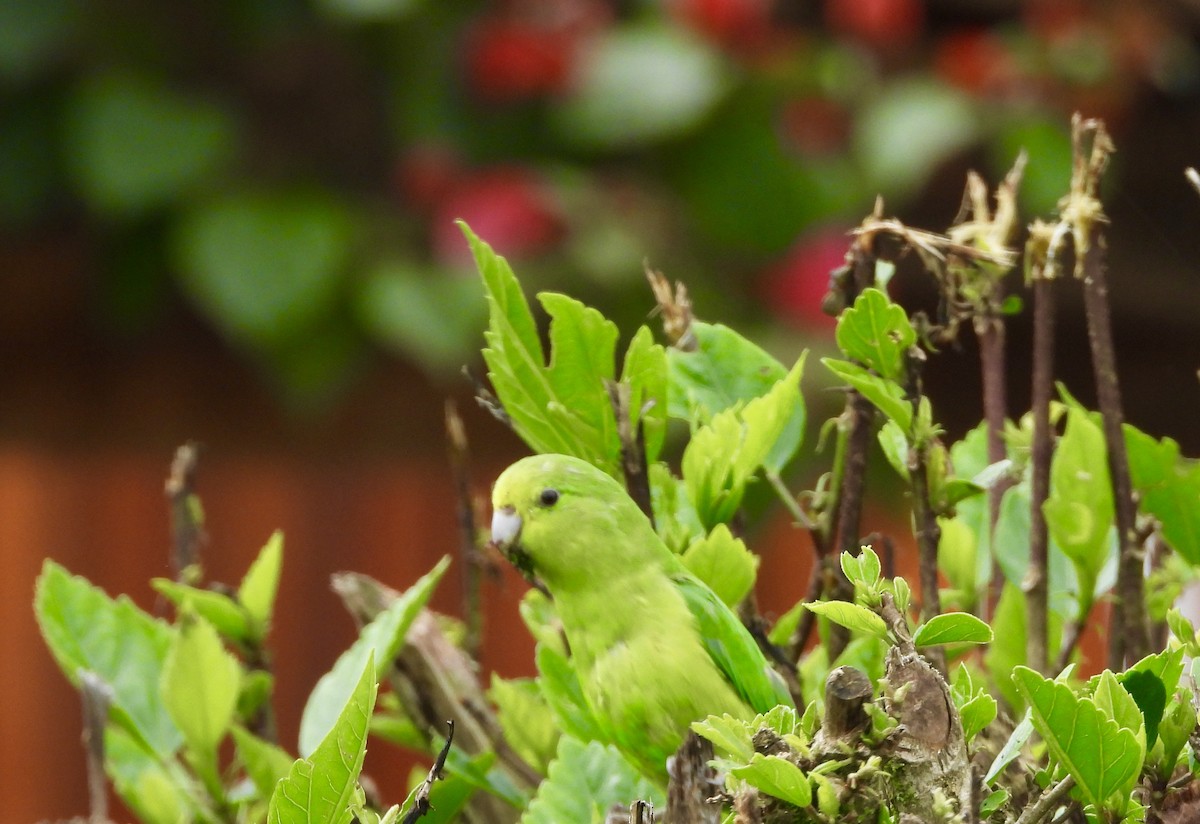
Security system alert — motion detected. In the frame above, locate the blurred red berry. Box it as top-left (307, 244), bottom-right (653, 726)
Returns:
top-left (669, 0), bottom-right (774, 50)
top-left (934, 28), bottom-right (1016, 96)
top-left (825, 0), bottom-right (923, 50)
top-left (778, 95), bottom-right (850, 157)
top-left (760, 228), bottom-right (850, 331)
top-left (394, 143), bottom-right (464, 213)
top-left (433, 168), bottom-right (564, 267)
top-left (1023, 0), bottom-right (1087, 44)
top-left (464, 19), bottom-right (575, 102)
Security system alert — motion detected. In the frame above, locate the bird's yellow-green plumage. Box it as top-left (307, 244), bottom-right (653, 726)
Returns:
top-left (491, 454), bottom-right (792, 778)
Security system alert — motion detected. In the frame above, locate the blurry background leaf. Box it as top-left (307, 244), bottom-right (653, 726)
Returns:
top-left (64, 73), bottom-right (236, 217)
top-left (553, 24), bottom-right (729, 149)
top-left (854, 78), bottom-right (977, 198)
top-left (173, 191), bottom-right (353, 349)
top-left (357, 262), bottom-right (486, 375)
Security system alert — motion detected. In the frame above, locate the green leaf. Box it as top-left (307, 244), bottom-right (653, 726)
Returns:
top-left (551, 23), bottom-right (728, 149)
top-left (520, 736), bottom-right (663, 824)
top-left (985, 583), bottom-right (1027, 711)
top-left (152, 578), bottom-right (250, 643)
top-left (1012, 666), bottom-right (1143, 808)
top-left (691, 713), bottom-right (754, 764)
top-left (621, 325), bottom-right (668, 465)
top-left (162, 609), bottom-right (241, 757)
top-left (468, 223), bottom-right (626, 476)
top-left (1043, 403), bottom-right (1115, 596)
top-left (730, 754), bottom-right (812, 807)
top-left (174, 191), bottom-right (353, 348)
top-left (1092, 670), bottom-right (1146, 756)
top-left (951, 665), bottom-right (997, 745)
top-left (240, 530), bottom-right (284, 641)
top-left (938, 516), bottom-right (977, 609)
top-left (1117, 670), bottom-right (1167, 750)
top-left (490, 675), bottom-right (560, 774)
top-left (767, 599), bottom-right (806, 648)
top-left (105, 726), bottom-right (194, 824)
top-left (269, 653), bottom-right (377, 824)
top-left (835, 288), bottom-right (915, 380)
top-left (299, 556), bottom-right (449, 756)
top-left (232, 725), bottom-right (296, 800)
top-left (1155, 694), bottom-right (1195, 778)
top-left (668, 322), bottom-right (807, 473)
top-left (985, 709), bottom-right (1033, 785)
top-left (877, 419), bottom-right (910, 480)
top-left (535, 644), bottom-right (606, 744)
top-left (912, 612), bottom-right (993, 647)
top-left (35, 560), bottom-right (181, 756)
top-left (681, 525), bottom-right (759, 607)
top-left (64, 72), bottom-right (236, 216)
top-left (840, 546), bottom-right (882, 591)
top-left (1125, 425), bottom-right (1200, 565)
top-left (821, 358), bottom-right (911, 431)
top-left (681, 355), bottom-right (806, 528)
top-left (804, 601), bottom-right (890, 642)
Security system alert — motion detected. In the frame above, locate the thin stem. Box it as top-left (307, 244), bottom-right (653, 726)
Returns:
top-left (1027, 275), bottom-right (1055, 675)
top-left (606, 381), bottom-right (654, 526)
top-left (1081, 234), bottom-right (1148, 667)
top-left (1016, 775), bottom-right (1076, 824)
top-left (445, 400), bottom-right (484, 661)
top-left (1053, 603), bottom-right (1091, 675)
top-left (164, 442), bottom-right (205, 584)
top-left (977, 313), bottom-right (1008, 622)
top-left (80, 671), bottom-right (113, 824)
top-left (909, 453), bottom-right (946, 675)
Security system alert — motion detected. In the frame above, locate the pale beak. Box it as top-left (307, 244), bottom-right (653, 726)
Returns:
top-left (491, 505), bottom-right (522, 549)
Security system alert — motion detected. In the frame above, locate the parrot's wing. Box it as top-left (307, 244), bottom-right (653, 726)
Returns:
top-left (671, 573), bottom-right (794, 713)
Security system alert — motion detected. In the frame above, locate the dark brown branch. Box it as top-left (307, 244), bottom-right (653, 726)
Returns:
top-left (332, 572), bottom-right (539, 819)
top-left (830, 392), bottom-right (874, 658)
top-left (164, 442), bottom-right (205, 583)
top-left (1082, 234), bottom-right (1148, 666)
top-left (1026, 275), bottom-right (1055, 675)
top-left (606, 381), bottom-right (654, 526)
top-left (80, 670), bottom-right (113, 824)
top-left (1053, 612), bottom-right (1090, 675)
top-left (667, 732), bottom-right (719, 824)
top-left (821, 666), bottom-right (872, 740)
top-left (1015, 775), bottom-right (1076, 824)
top-left (401, 721), bottom-right (455, 824)
top-left (977, 313), bottom-right (1008, 619)
top-left (445, 400), bottom-right (485, 660)
top-left (909, 454), bottom-right (945, 676)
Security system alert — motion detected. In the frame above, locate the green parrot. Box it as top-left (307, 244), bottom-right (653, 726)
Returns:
top-left (491, 453), bottom-right (793, 778)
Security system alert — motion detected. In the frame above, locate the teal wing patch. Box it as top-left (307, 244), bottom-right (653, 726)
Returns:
top-left (671, 573), bottom-right (794, 713)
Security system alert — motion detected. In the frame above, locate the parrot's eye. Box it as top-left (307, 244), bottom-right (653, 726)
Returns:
top-left (538, 488), bottom-right (560, 507)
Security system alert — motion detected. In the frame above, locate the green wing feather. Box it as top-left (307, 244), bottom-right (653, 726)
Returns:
top-left (671, 573), bottom-right (794, 713)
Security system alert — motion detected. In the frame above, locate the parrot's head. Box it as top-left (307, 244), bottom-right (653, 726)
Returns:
top-left (490, 453), bottom-right (634, 590)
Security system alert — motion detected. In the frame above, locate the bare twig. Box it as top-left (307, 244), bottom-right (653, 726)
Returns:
top-left (666, 732), bottom-right (720, 824)
top-left (464, 367), bottom-right (513, 430)
top-left (401, 721), bottom-right (455, 824)
top-left (645, 264), bottom-right (696, 351)
top-left (1026, 231), bottom-right (1057, 676)
top-left (606, 381), bottom-right (655, 525)
top-left (445, 400), bottom-right (485, 660)
top-left (1081, 231), bottom-right (1148, 666)
top-left (1016, 775), bottom-right (1076, 824)
top-left (164, 442), bottom-right (205, 583)
top-left (79, 670), bottom-right (113, 824)
top-left (820, 666), bottom-right (872, 741)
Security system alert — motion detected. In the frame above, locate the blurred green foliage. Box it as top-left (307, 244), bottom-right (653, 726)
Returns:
top-left (2, 0), bottom-right (1195, 403)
